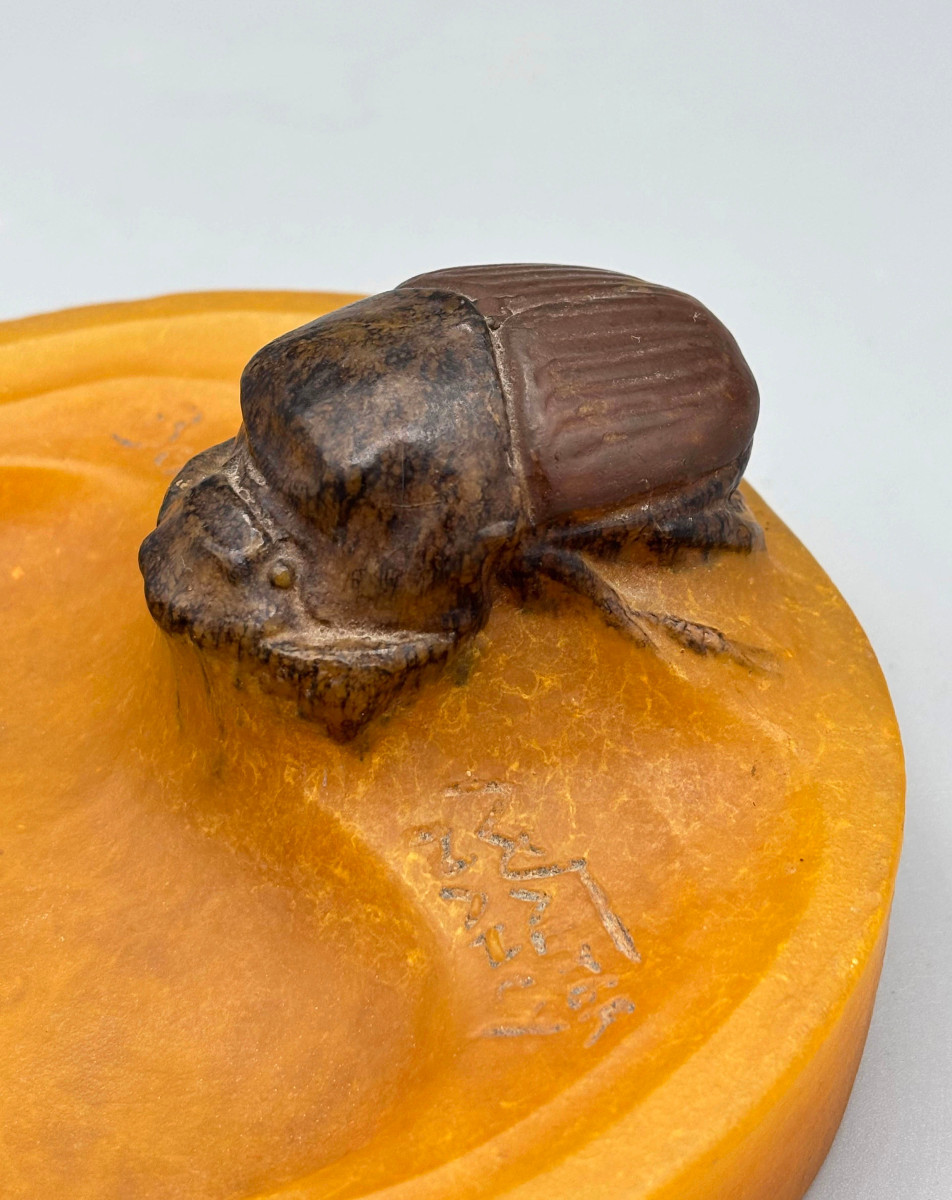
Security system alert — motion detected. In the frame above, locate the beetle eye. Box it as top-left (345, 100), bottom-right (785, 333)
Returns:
top-left (269, 561), bottom-right (295, 590)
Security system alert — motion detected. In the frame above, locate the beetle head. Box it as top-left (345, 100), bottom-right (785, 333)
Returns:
top-left (139, 289), bottom-right (521, 739)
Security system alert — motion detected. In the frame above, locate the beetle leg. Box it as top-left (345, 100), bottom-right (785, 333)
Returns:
top-left (638, 612), bottom-right (773, 671)
top-left (524, 546), bottom-right (655, 647)
top-left (526, 546), bottom-right (770, 671)
top-left (646, 493), bottom-right (764, 554)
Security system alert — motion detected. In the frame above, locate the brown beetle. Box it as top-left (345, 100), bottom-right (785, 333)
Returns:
top-left (140, 264), bottom-right (763, 741)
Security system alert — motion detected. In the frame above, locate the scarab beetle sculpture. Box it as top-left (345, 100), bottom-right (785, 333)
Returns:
top-left (140, 264), bottom-right (764, 740)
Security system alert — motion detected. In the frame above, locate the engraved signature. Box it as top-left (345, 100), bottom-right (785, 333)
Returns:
top-left (411, 782), bottom-right (640, 1047)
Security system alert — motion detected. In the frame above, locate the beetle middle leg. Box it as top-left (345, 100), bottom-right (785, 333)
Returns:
top-left (521, 545), bottom-right (768, 670)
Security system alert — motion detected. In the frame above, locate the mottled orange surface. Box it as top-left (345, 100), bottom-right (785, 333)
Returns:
top-left (0, 293), bottom-right (903, 1199)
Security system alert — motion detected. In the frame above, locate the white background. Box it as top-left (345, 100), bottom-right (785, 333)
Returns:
top-left (1, 3), bottom-right (949, 1195)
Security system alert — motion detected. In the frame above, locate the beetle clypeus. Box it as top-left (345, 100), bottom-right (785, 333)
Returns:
top-left (140, 264), bottom-right (765, 740)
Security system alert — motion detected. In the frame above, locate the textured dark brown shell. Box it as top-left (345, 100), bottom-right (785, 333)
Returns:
top-left (141, 264), bottom-right (765, 742)
top-left (398, 264), bottom-right (759, 524)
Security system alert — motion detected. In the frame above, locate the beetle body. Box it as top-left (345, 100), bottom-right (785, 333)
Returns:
top-left (140, 265), bottom-right (763, 740)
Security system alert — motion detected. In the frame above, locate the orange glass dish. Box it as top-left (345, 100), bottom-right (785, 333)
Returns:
top-left (0, 292), bottom-right (903, 1199)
